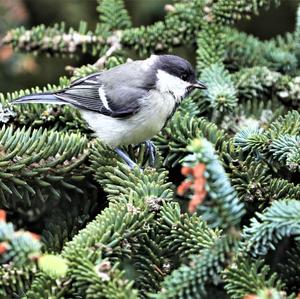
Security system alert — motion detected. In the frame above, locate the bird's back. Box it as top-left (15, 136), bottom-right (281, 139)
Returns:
top-left (98, 59), bottom-right (156, 90)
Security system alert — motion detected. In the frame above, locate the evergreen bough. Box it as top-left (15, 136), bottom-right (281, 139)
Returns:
top-left (0, 0), bottom-right (299, 298)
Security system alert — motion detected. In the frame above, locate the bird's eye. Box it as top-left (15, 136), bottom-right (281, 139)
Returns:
top-left (180, 73), bottom-right (188, 81)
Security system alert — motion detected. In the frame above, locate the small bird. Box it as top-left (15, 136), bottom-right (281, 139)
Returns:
top-left (12, 54), bottom-right (206, 167)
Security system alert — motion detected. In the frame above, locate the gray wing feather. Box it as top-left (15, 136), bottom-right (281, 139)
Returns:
top-left (69, 72), bottom-right (102, 87)
top-left (54, 61), bottom-right (152, 117)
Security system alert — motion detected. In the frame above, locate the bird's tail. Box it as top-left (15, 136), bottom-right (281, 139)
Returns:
top-left (12, 93), bottom-right (65, 105)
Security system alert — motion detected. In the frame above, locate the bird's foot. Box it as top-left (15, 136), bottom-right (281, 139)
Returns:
top-left (145, 140), bottom-right (156, 167)
top-left (115, 148), bottom-right (137, 169)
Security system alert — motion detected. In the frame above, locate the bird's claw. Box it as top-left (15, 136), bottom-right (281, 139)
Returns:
top-left (115, 148), bottom-right (137, 169)
top-left (145, 140), bottom-right (156, 167)
top-left (115, 141), bottom-right (156, 169)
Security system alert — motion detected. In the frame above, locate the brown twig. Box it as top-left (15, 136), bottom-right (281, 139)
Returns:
top-left (93, 31), bottom-right (122, 69)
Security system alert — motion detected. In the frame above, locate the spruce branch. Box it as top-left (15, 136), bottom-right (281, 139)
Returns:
top-left (90, 140), bottom-right (173, 296)
top-left (291, 3), bottom-right (300, 62)
top-left (269, 110), bottom-right (300, 136)
top-left (129, 226), bottom-right (166, 296)
top-left (267, 178), bottom-right (300, 201)
top-left (180, 138), bottom-right (245, 228)
top-left (56, 200), bottom-right (150, 297)
top-left (196, 22), bottom-right (226, 70)
top-left (151, 234), bottom-right (240, 299)
top-left (158, 202), bottom-right (220, 260)
top-left (223, 258), bottom-right (285, 299)
top-left (90, 140), bottom-right (172, 202)
top-left (270, 135), bottom-right (300, 172)
top-left (224, 29), bottom-right (266, 70)
top-left (59, 161), bottom-right (173, 296)
top-left (41, 189), bottom-right (100, 253)
top-left (0, 264), bottom-right (36, 298)
top-left (0, 77), bottom-right (90, 132)
top-left (223, 28), bottom-right (297, 74)
top-left (211, 0), bottom-right (281, 24)
top-left (277, 76), bottom-right (300, 109)
top-left (62, 199), bottom-right (153, 260)
top-left (231, 66), bottom-right (281, 102)
top-left (263, 42), bottom-right (298, 74)
top-left (97, 0), bottom-right (132, 31)
top-left (3, 21), bottom-right (104, 57)
top-left (230, 159), bottom-right (273, 204)
top-left (121, 0), bottom-right (204, 56)
top-left (66, 251), bottom-right (138, 299)
top-left (24, 272), bottom-right (70, 298)
top-left (200, 63), bottom-right (238, 115)
top-left (90, 0), bottom-right (128, 71)
top-left (235, 111), bottom-right (300, 172)
top-left (243, 199), bottom-right (300, 256)
top-left (93, 32), bottom-right (122, 69)
top-left (154, 111), bottom-right (225, 167)
top-left (278, 242), bottom-right (300, 293)
top-left (1, 0), bottom-right (300, 296)
top-left (217, 136), bottom-right (297, 209)
top-left (54, 137), bottom-right (176, 296)
top-left (234, 125), bottom-right (266, 153)
top-left (3, 0), bottom-right (205, 57)
top-left (0, 209), bottom-right (41, 267)
top-left (0, 126), bottom-right (90, 211)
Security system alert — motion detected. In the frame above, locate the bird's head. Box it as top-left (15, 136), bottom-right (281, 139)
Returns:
top-left (145, 54), bottom-right (206, 102)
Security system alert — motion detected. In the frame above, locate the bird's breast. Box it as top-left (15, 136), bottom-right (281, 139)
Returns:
top-left (134, 90), bottom-right (176, 137)
top-left (81, 90), bottom-right (177, 147)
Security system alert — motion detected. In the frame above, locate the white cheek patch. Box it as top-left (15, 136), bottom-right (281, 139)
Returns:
top-left (98, 86), bottom-right (111, 111)
top-left (156, 70), bottom-right (190, 101)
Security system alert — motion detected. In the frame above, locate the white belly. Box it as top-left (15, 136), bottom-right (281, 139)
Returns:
top-left (81, 91), bottom-right (176, 147)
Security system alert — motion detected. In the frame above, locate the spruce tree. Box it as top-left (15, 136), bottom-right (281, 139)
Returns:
top-left (0, 0), bottom-right (299, 298)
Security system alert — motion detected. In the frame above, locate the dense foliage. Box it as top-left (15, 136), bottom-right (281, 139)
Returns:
top-left (0, 0), bottom-right (299, 298)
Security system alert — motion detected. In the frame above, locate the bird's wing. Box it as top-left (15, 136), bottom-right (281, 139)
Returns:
top-left (55, 70), bottom-right (149, 117)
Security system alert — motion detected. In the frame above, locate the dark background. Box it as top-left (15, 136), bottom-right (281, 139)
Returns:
top-left (0, 0), bottom-right (299, 93)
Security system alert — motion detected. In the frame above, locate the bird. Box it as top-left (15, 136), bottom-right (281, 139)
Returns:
top-left (12, 54), bottom-right (207, 168)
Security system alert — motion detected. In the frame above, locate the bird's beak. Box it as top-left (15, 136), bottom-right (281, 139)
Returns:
top-left (191, 80), bottom-right (207, 89)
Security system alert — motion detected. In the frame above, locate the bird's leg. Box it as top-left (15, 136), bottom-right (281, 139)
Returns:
top-left (145, 140), bottom-right (156, 167)
top-left (115, 148), bottom-right (137, 169)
